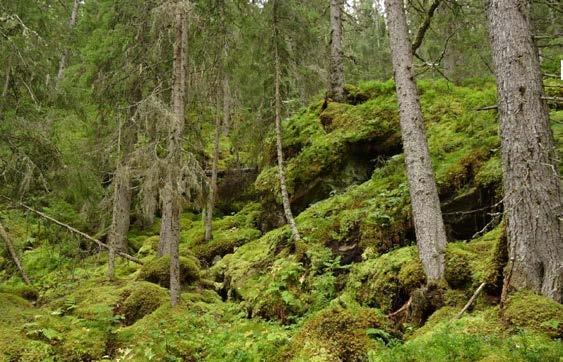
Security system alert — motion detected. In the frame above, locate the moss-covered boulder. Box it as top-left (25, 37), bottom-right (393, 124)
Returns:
top-left (347, 247), bottom-right (425, 313)
top-left (503, 291), bottom-right (563, 338)
top-left (117, 282), bottom-right (168, 325)
top-left (282, 305), bottom-right (394, 361)
top-left (138, 255), bottom-right (201, 287)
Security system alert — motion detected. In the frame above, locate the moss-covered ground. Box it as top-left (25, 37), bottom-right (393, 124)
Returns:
top-left (1, 80), bottom-right (561, 361)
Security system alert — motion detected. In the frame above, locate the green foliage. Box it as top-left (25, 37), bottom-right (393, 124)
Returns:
top-left (282, 305), bottom-right (394, 361)
top-left (503, 291), bottom-right (563, 338)
top-left (370, 308), bottom-right (563, 362)
top-left (118, 282), bottom-right (168, 325)
top-left (138, 255), bottom-right (201, 288)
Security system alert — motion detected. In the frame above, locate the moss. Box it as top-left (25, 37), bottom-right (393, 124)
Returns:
top-left (59, 326), bottom-right (108, 361)
top-left (0, 284), bottom-right (39, 301)
top-left (503, 291), bottom-right (563, 338)
top-left (444, 247), bottom-right (472, 289)
top-left (373, 307), bottom-right (562, 362)
top-left (118, 281), bottom-right (168, 325)
top-left (283, 305), bottom-right (394, 361)
top-left (190, 227), bottom-right (261, 263)
top-left (137, 235), bottom-right (160, 257)
top-left (138, 255), bottom-right (201, 287)
top-left (347, 247), bottom-right (423, 313)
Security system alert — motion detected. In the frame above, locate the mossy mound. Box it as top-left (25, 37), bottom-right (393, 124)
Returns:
top-left (0, 283), bottom-right (39, 301)
top-left (373, 308), bottom-right (563, 362)
top-left (282, 305), bottom-right (394, 361)
top-left (503, 291), bottom-right (563, 338)
top-left (190, 227), bottom-right (262, 264)
top-left (117, 281), bottom-right (168, 325)
top-left (138, 255), bottom-right (201, 287)
top-left (347, 247), bottom-right (424, 313)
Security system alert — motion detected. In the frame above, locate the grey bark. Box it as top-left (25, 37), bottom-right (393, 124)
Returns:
top-left (273, 0), bottom-right (301, 242)
top-left (160, 4), bottom-right (188, 306)
top-left (0, 221), bottom-right (31, 285)
top-left (204, 98), bottom-right (221, 241)
top-left (204, 8), bottom-right (229, 242)
top-left (487, 0), bottom-right (562, 302)
top-left (385, 0), bottom-right (447, 282)
top-left (328, 0), bottom-right (345, 102)
top-left (107, 164), bottom-right (132, 280)
top-left (56, 0), bottom-right (80, 85)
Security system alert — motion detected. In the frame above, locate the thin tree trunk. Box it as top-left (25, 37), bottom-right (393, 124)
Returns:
top-left (204, 7), bottom-right (229, 242)
top-left (56, 0), bottom-right (80, 85)
top-left (0, 221), bottom-right (31, 285)
top-left (328, 0), bottom-right (345, 102)
top-left (273, 0), bottom-right (301, 243)
top-left (385, 0), bottom-right (447, 282)
top-left (107, 164), bottom-right (132, 280)
top-left (204, 101), bottom-right (221, 241)
top-left (160, 4), bottom-right (188, 306)
top-left (2, 64), bottom-right (10, 98)
top-left (487, 0), bottom-right (562, 302)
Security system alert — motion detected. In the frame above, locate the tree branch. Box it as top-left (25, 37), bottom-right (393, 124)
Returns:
top-left (411, 0), bottom-right (442, 54)
top-left (0, 195), bottom-right (143, 265)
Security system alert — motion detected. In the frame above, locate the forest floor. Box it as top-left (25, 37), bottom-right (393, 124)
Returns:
top-left (1, 79), bottom-right (562, 361)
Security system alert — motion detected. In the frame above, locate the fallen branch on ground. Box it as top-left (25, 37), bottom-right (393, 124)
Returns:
top-left (0, 221), bottom-right (31, 284)
top-left (456, 282), bottom-right (486, 319)
top-left (0, 195), bottom-right (142, 265)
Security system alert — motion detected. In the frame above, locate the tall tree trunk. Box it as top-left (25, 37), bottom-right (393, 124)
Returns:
top-left (160, 4), bottom-right (188, 306)
top-left (204, 97), bottom-right (221, 241)
top-left (0, 221), bottom-right (31, 285)
top-left (385, 0), bottom-right (447, 282)
top-left (487, 0), bottom-right (562, 302)
top-left (56, 0), bottom-right (80, 85)
top-left (273, 0), bottom-right (301, 242)
top-left (204, 5), bottom-right (229, 242)
top-left (328, 0), bottom-right (345, 102)
top-left (107, 164), bottom-right (132, 280)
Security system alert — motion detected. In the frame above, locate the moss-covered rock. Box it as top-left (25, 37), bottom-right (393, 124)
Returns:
top-left (138, 255), bottom-right (201, 287)
top-left (282, 305), bottom-right (394, 361)
top-left (444, 248), bottom-right (472, 288)
top-left (0, 283), bottom-right (39, 301)
top-left (347, 247), bottom-right (424, 313)
top-left (503, 291), bottom-right (563, 338)
top-left (118, 281), bottom-right (168, 325)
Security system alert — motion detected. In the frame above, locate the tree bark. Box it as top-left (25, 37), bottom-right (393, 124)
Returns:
top-left (204, 6), bottom-right (229, 242)
top-left (0, 221), bottom-right (31, 285)
top-left (273, 0), bottom-right (301, 243)
top-left (385, 0), bottom-right (447, 282)
top-left (56, 0), bottom-right (80, 85)
top-left (204, 99), bottom-right (221, 241)
top-left (160, 3), bottom-right (188, 306)
top-left (487, 0), bottom-right (562, 302)
top-left (328, 0), bottom-right (345, 102)
top-left (107, 164), bottom-right (132, 280)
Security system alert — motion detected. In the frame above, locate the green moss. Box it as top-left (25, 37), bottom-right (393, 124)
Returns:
top-left (138, 255), bottom-right (201, 287)
top-left (372, 309), bottom-right (562, 362)
top-left (503, 291), bottom-right (563, 338)
top-left (118, 281), bottom-right (168, 325)
top-left (0, 284), bottom-right (39, 301)
top-left (283, 305), bottom-right (394, 362)
top-left (347, 247), bottom-right (423, 313)
top-left (444, 247), bottom-right (472, 289)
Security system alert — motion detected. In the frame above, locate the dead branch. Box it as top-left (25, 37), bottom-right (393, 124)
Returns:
top-left (476, 105), bottom-right (498, 111)
top-left (0, 221), bottom-right (31, 284)
top-left (455, 282), bottom-right (486, 319)
top-left (0, 195), bottom-right (143, 265)
top-left (411, 0), bottom-right (442, 54)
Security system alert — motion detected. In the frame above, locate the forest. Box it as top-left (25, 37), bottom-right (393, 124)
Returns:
top-left (0, 0), bottom-right (562, 360)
